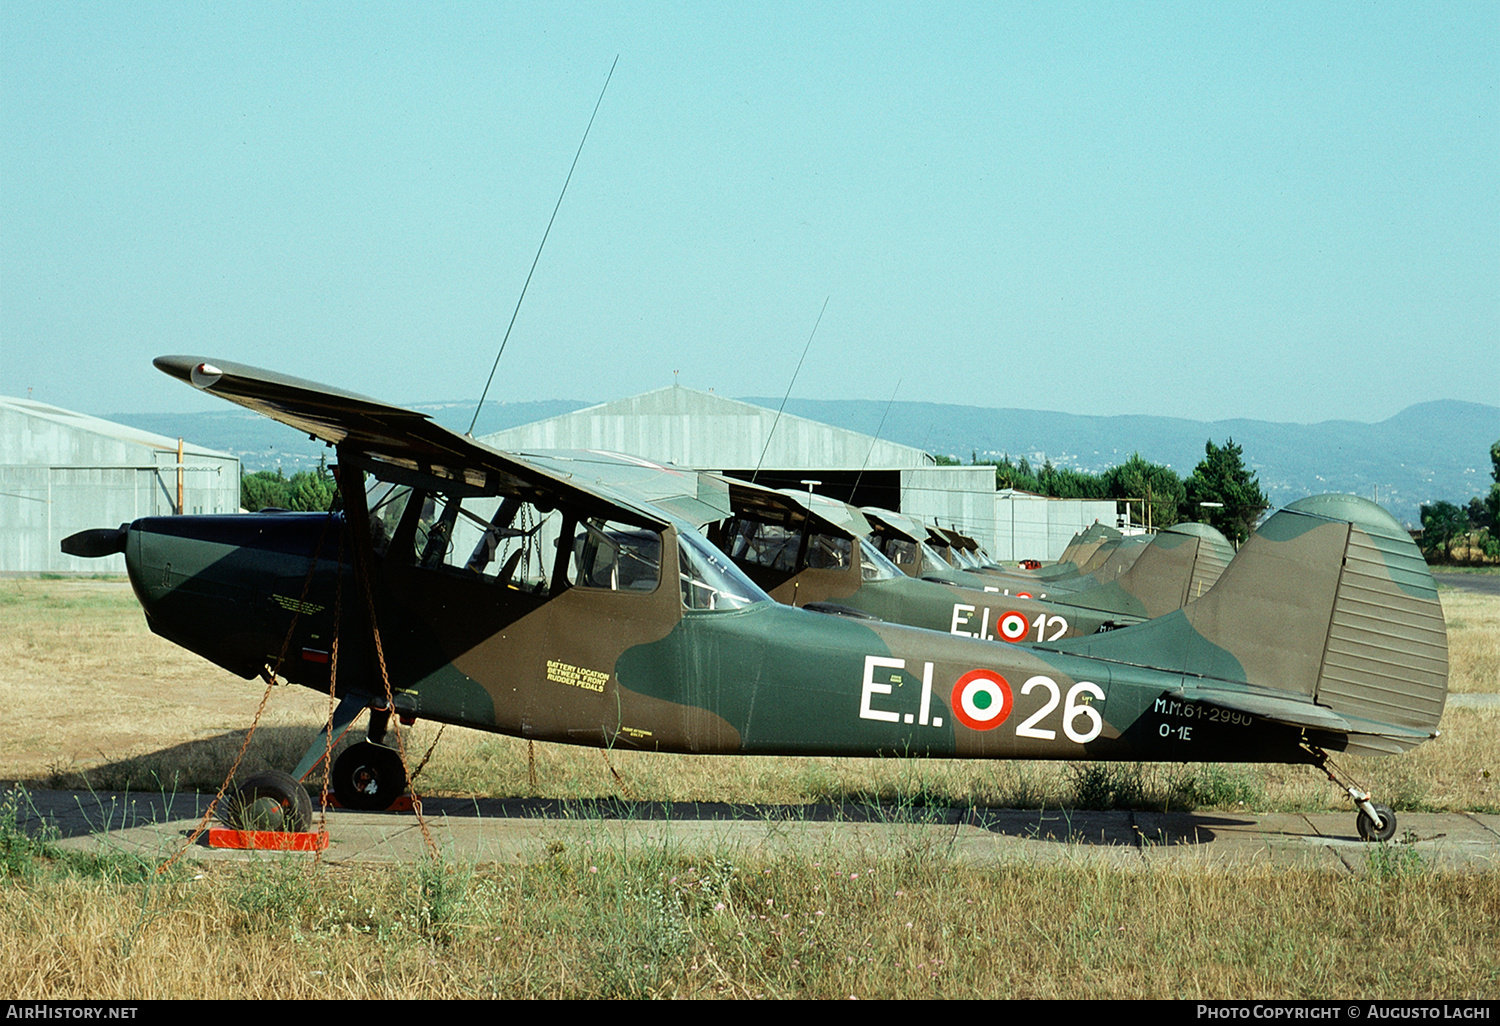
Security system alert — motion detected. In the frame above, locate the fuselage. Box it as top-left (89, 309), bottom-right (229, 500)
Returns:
top-left (120, 509), bottom-right (1301, 765)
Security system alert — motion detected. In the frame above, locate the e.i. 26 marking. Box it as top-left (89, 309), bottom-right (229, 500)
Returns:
top-left (859, 656), bottom-right (1105, 743)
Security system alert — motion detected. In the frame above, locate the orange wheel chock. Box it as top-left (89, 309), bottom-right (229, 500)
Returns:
top-left (207, 828), bottom-right (330, 851)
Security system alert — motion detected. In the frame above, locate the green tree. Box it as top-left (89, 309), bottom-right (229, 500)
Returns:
top-left (241, 469), bottom-right (291, 511)
top-left (1486, 440), bottom-right (1500, 534)
top-left (287, 470), bottom-right (336, 512)
top-left (1104, 453), bottom-right (1185, 529)
top-left (1419, 500), bottom-right (1469, 563)
top-left (1474, 440), bottom-right (1500, 559)
top-left (993, 455), bottom-right (1040, 492)
top-left (240, 466), bottom-right (336, 512)
top-left (1184, 439), bottom-right (1267, 545)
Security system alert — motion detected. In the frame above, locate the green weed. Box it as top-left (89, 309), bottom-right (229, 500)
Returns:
top-left (228, 856), bottom-right (323, 933)
top-left (1173, 764), bottom-right (1265, 809)
top-left (1367, 836), bottom-right (1426, 879)
top-left (414, 854), bottom-right (474, 945)
top-left (0, 786), bottom-right (57, 879)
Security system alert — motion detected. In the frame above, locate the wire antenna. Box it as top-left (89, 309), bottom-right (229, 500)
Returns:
top-left (851, 376), bottom-right (901, 503)
top-left (751, 296), bottom-right (830, 484)
top-left (469, 55), bottom-right (619, 436)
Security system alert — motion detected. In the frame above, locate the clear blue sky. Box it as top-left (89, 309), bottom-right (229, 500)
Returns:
top-left (3, 2), bottom-right (1496, 424)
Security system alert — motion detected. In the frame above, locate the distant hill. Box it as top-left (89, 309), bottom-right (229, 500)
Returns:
top-left (107, 397), bottom-right (1500, 527)
top-left (744, 397), bottom-right (1500, 527)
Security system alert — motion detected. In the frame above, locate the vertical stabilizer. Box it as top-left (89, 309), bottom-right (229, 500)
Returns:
top-left (1054, 495), bottom-right (1447, 754)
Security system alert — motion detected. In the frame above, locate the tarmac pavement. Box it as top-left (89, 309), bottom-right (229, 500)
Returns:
top-left (11, 789), bottom-right (1499, 874)
top-left (1433, 570), bottom-right (1500, 596)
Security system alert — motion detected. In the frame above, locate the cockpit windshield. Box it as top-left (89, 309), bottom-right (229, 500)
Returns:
top-left (918, 541), bottom-right (953, 576)
top-left (679, 529), bottom-right (769, 611)
top-left (859, 537), bottom-right (903, 582)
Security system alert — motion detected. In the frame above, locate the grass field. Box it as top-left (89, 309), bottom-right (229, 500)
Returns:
top-left (1, 577), bottom-right (1496, 999)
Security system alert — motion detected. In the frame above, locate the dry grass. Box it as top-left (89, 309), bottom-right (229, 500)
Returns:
top-left (0, 578), bottom-right (333, 789)
top-left (1, 835), bottom-right (1495, 999)
top-left (1441, 588), bottom-right (1500, 695)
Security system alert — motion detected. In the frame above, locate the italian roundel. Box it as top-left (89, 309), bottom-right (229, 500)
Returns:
top-left (950, 669), bottom-right (1013, 731)
top-left (997, 611), bottom-right (1029, 642)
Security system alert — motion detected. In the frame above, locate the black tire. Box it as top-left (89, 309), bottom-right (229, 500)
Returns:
top-left (332, 742), bottom-right (407, 811)
top-left (1356, 803), bottom-right (1397, 842)
top-left (221, 770), bottom-right (313, 833)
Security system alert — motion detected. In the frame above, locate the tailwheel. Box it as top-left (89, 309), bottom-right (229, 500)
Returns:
top-left (1356, 803), bottom-right (1397, 843)
top-left (221, 770), bottom-right (313, 833)
top-left (1303, 743), bottom-right (1400, 843)
top-left (332, 741), bottom-right (408, 811)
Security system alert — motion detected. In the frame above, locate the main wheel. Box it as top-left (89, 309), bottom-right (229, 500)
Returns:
top-left (220, 770), bottom-right (313, 833)
top-left (1356, 803), bottom-right (1397, 842)
top-left (332, 742), bottom-right (407, 811)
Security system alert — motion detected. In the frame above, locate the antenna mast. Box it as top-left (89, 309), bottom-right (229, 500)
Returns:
top-left (751, 296), bottom-right (830, 484)
top-left (469, 55), bottom-right (619, 436)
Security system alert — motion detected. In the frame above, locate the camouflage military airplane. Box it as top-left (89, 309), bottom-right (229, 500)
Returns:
top-left (862, 507), bottom-right (1150, 593)
top-left (1011, 521), bottom-right (1123, 575)
top-left (63, 357), bottom-right (1448, 842)
top-left (859, 503), bottom-right (1233, 622)
top-left (703, 482), bottom-right (1135, 638)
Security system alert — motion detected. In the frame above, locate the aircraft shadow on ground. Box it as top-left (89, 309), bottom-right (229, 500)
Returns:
top-left (413, 796), bottom-right (1240, 846)
top-left (12, 727), bottom-right (1251, 847)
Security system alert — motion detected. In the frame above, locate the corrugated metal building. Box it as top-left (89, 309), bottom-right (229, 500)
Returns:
top-left (1, 397), bottom-right (240, 574)
top-left (482, 386), bottom-right (1114, 559)
top-left (991, 489), bottom-right (1119, 561)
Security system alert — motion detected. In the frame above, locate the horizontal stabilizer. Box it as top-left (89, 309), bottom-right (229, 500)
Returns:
top-left (1168, 683), bottom-right (1352, 734)
top-left (1166, 684), bottom-right (1437, 756)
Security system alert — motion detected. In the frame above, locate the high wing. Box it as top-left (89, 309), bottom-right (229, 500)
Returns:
top-left (154, 356), bottom-right (672, 529)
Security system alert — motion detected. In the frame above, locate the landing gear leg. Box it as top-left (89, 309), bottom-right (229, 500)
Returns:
top-left (365, 704), bottom-right (392, 744)
top-left (1304, 744), bottom-right (1398, 842)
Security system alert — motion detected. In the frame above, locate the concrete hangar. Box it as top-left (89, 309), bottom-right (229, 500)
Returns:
top-left (0, 396), bottom-right (240, 574)
top-left (482, 386), bottom-right (1116, 561)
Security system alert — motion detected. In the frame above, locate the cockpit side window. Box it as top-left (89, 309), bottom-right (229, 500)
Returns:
top-left (564, 519), bottom-right (662, 593)
top-left (805, 532), bottom-right (852, 570)
top-left (381, 482), bottom-right (561, 594)
top-left (727, 517), bottom-right (801, 572)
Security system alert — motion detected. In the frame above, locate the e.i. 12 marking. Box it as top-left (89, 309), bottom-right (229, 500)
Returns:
top-left (950, 605), bottom-right (1068, 643)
